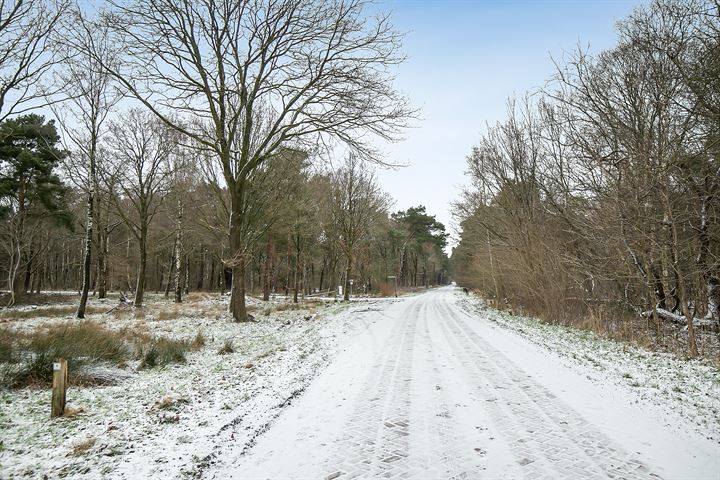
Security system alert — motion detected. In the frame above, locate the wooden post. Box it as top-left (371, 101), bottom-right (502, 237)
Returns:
top-left (51, 358), bottom-right (68, 418)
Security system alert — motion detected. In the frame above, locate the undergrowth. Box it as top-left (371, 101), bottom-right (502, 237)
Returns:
top-left (0, 321), bottom-right (190, 388)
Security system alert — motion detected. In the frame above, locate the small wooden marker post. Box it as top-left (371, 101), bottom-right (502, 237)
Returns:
top-left (51, 358), bottom-right (68, 418)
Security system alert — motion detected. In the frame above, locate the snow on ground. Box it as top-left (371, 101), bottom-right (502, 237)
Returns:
top-left (0, 293), bottom-right (398, 479)
top-left (2, 287), bottom-right (718, 479)
top-left (206, 286), bottom-right (718, 479)
top-left (456, 292), bottom-right (720, 445)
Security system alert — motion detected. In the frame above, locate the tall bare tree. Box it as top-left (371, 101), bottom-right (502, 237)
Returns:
top-left (93, 0), bottom-right (413, 320)
top-left (330, 155), bottom-right (389, 301)
top-left (52, 8), bottom-right (122, 317)
top-left (104, 109), bottom-right (176, 307)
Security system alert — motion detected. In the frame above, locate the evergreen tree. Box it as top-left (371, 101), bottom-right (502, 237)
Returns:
top-left (0, 114), bottom-right (70, 304)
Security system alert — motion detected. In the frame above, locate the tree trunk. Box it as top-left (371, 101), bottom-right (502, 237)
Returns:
top-left (344, 254), bottom-right (352, 301)
top-left (667, 205), bottom-right (698, 357)
top-left (174, 252), bottom-right (182, 303)
top-left (230, 262), bottom-right (247, 321)
top-left (76, 191), bottom-right (94, 318)
top-left (97, 226), bottom-right (108, 299)
top-left (23, 249), bottom-right (33, 294)
top-left (319, 256), bottom-right (326, 292)
top-left (184, 253), bottom-right (190, 295)
top-left (263, 238), bottom-right (273, 301)
top-left (134, 225), bottom-right (147, 307)
top-left (154, 255), bottom-right (161, 294)
top-left (697, 194), bottom-right (720, 322)
top-left (228, 183), bottom-right (249, 321)
top-left (164, 248), bottom-right (174, 298)
top-left (174, 198), bottom-right (183, 303)
top-left (707, 278), bottom-right (720, 322)
top-left (293, 240), bottom-right (301, 303)
top-left (196, 247), bottom-right (205, 290)
top-left (249, 257), bottom-right (254, 294)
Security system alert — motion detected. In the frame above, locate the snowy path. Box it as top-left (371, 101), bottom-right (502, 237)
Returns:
top-left (208, 287), bottom-right (719, 479)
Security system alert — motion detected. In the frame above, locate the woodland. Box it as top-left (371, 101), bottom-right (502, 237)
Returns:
top-left (0, 0), bottom-right (449, 321)
top-left (452, 0), bottom-right (720, 357)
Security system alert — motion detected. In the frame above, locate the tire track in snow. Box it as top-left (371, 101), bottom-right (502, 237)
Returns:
top-left (323, 299), bottom-right (419, 478)
top-left (409, 298), bottom-right (478, 479)
top-left (436, 294), bottom-right (660, 480)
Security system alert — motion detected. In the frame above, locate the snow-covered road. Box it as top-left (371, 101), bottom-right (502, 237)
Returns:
top-left (209, 287), bottom-right (719, 479)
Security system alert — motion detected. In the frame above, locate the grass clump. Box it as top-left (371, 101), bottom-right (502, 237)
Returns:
top-left (154, 395), bottom-right (189, 411)
top-left (273, 302), bottom-right (301, 312)
top-left (0, 332), bottom-right (17, 363)
top-left (0, 321), bottom-right (190, 387)
top-left (139, 338), bottom-right (189, 368)
top-left (218, 339), bottom-right (235, 355)
top-left (71, 437), bottom-right (96, 456)
top-left (190, 331), bottom-right (206, 351)
top-left (156, 307), bottom-right (182, 321)
top-left (1, 322), bottom-right (130, 388)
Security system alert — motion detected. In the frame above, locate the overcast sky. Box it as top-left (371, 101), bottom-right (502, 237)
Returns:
top-left (374, 0), bottom-right (646, 247)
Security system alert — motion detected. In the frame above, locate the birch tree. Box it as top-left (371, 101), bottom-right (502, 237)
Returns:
top-left (53, 8), bottom-right (122, 318)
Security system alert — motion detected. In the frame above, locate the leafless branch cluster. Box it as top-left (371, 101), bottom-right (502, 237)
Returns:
top-left (453, 0), bottom-right (720, 358)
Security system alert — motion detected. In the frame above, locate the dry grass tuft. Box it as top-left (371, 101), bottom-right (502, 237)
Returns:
top-left (153, 395), bottom-right (189, 412)
top-left (154, 396), bottom-right (175, 410)
top-left (185, 291), bottom-right (213, 302)
top-left (218, 339), bottom-right (235, 355)
top-left (64, 406), bottom-right (86, 418)
top-left (190, 331), bottom-right (206, 351)
top-left (156, 306), bottom-right (183, 321)
top-left (273, 302), bottom-right (301, 312)
top-left (71, 437), bottom-right (96, 456)
top-left (139, 338), bottom-right (189, 368)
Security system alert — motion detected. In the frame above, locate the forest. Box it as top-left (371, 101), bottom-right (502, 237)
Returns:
top-left (452, 0), bottom-right (720, 358)
top-left (0, 0), bottom-right (449, 321)
top-left (1, 1), bottom-right (719, 477)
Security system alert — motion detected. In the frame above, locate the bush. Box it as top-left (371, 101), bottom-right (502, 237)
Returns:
top-left (140, 338), bottom-right (188, 368)
top-left (378, 282), bottom-right (395, 297)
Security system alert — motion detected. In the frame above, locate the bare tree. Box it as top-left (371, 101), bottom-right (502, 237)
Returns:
top-left (453, 0), bottom-right (720, 359)
top-left (330, 155), bottom-right (389, 300)
top-left (104, 109), bottom-right (176, 307)
top-left (52, 7), bottom-right (122, 317)
top-left (93, 0), bottom-right (413, 320)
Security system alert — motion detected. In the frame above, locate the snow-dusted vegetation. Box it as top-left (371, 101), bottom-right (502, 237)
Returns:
top-left (0, 293), bottom-right (395, 478)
